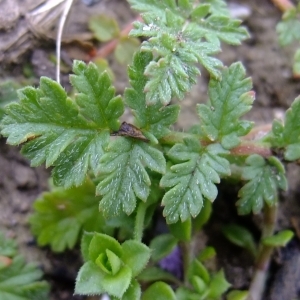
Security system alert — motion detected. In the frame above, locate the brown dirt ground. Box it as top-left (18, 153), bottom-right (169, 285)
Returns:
top-left (1, 0), bottom-right (300, 299)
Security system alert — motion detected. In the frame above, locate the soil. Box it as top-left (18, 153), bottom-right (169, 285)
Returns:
top-left (1, 0), bottom-right (300, 299)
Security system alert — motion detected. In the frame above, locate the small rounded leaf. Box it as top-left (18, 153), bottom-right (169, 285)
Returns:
top-left (227, 290), bottom-right (249, 300)
top-left (142, 282), bottom-right (176, 300)
top-left (115, 37), bottom-right (140, 65)
top-left (149, 234), bottom-right (178, 262)
top-left (89, 233), bottom-right (122, 262)
top-left (222, 224), bottom-right (257, 257)
top-left (262, 230), bottom-right (294, 247)
top-left (89, 14), bottom-right (120, 42)
top-left (121, 240), bottom-right (151, 277)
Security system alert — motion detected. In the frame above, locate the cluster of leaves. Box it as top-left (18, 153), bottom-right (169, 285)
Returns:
top-left (29, 179), bottom-right (114, 252)
top-left (0, 231), bottom-right (49, 300)
top-left (74, 212), bottom-right (230, 300)
top-left (75, 232), bottom-right (151, 298)
top-left (129, 0), bottom-right (249, 105)
top-left (223, 224), bottom-right (294, 258)
top-left (140, 250), bottom-right (231, 300)
top-left (1, 51), bottom-right (278, 225)
top-left (276, 3), bottom-right (300, 76)
top-left (1, 0), bottom-right (300, 299)
top-left (270, 96), bottom-right (300, 161)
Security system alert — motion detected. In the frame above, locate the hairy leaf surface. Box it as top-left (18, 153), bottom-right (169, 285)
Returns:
top-left (129, 1), bottom-right (248, 104)
top-left (29, 180), bottom-right (111, 252)
top-left (97, 137), bottom-right (166, 217)
top-left (128, 0), bottom-right (192, 19)
top-left (125, 51), bottom-right (180, 143)
top-left (271, 96), bottom-right (300, 160)
top-left (201, 0), bottom-right (229, 16)
top-left (198, 62), bottom-right (254, 149)
top-left (160, 138), bottom-right (230, 223)
top-left (0, 61), bottom-right (124, 187)
top-left (236, 155), bottom-right (287, 215)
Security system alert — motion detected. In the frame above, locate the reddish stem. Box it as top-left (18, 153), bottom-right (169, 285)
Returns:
top-left (230, 142), bottom-right (272, 158)
top-left (271, 0), bottom-right (294, 12)
top-left (243, 124), bottom-right (273, 141)
top-left (92, 15), bottom-right (143, 60)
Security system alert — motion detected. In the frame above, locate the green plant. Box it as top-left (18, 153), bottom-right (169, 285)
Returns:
top-left (0, 231), bottom-right (49, 299)
top-left (276, 1), bottom-right (300, 76)
top-left (89, 13), bottom-right (140, 67)
top-left (0, 0), bottom-right (299, 299)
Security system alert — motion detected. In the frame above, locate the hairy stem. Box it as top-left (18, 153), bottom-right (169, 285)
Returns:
top-left (247, 204), bottom-right (278, 300)
top-left (271, 0), bottom-right (294, 12)
top-left (160, 130), bottom-right (272, 157)
top-left (134, 201), bottom-right (147, 242)
top-left (230, 142), bottom-right (272, 158)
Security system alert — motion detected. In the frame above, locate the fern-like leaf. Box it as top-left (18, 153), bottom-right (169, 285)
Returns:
top-left (70, 60), bottom-right (124, 131)
top-left (236, 155), bottom-right (287, 215)
top-left (129, 0), bottom-right (230, 21)
top-left (128, 0), bottom-right (192, 20)
top-left (0, 61), bottom-right (124, 188)
top-left (198, 62), bottom-right (254, 149)
top-left (97, 137), bottom-right (166, 217)
top-left (271, 96), bottom-right (300, 160)
top-left (201, 0), bottom-right (230, 16)
top-left (125, 51), bottom-right (180, 143)
top-left (129, 2), bottom-right (248, 105)
top-left (29, 180), bottom-right (111, 252)
top-left (160, 138), bottom-right (230, 223)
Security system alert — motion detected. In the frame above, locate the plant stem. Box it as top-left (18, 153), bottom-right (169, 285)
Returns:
top-left (134, 201), bottom-right (147, 242)
top-left (179, 241), bottom-right (191, 286)
top-left (247, 204), bottom-right (278, 300)
top-left (159, 131), bottom-right (199, 145)
top-left (92, 15), bottom-right (143, 59)
top-left (271, 0), bottom-right (294, 12)
top-left (230, 142), bottom-right (272, 158)
top-left (160, 130), bottom-right (272, 157)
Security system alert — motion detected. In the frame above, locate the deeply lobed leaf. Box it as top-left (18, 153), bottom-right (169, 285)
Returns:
top-left (125, 51), bottom-right (180, 143)
top-left (70, 60), bottom-right (124, 131)
top-left (97, 137), bottom-right (166, 218)
top-left (128, 0), bottom-right (192, 20)
top-left (271, 96), bottom-right (300, 160)
top-left (236, 155), bottom-right (287, 215)
top-left (201, 0), bottom-right (230, 16)
top-left (0, 61), bottom-right (124, 188)
top-left (198, 62), bottom-right (254, 149)
top-left (29, 180), bottom-right (112, 252)
top-left (160, 138), bottom-right (230, 223)
top-left (129, 1), bottom-right (248, 105)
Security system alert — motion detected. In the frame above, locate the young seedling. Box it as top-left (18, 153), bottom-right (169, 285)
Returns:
top-left (0, 1), bottom-right (298, 299)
